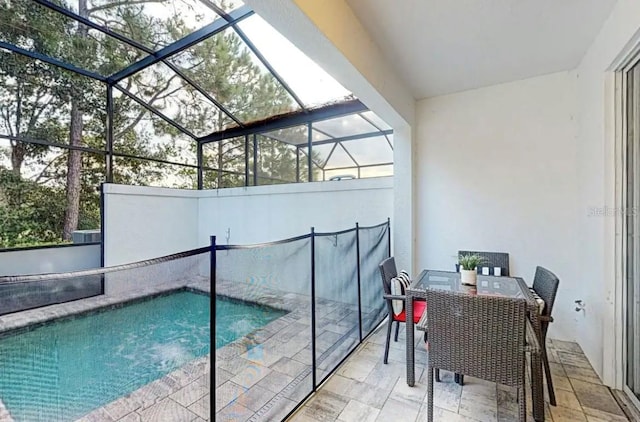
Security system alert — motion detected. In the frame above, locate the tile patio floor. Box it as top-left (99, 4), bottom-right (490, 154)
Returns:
top-left (287, 323), bottom-right (630, 422)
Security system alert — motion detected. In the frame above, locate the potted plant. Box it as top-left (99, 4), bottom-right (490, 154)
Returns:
top-left (458, 253), bottom-right (485, 285)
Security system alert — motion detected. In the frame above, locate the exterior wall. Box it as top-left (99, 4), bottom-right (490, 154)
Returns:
top-left (0, 243), bottom-right (101, 276)
top-left (197, 177), bottom-right (393, 246)
top-left (103, 178), bottom-right (393, 265)
top-left (103, 184), bottom-right (199, 266)
top-left (573, 0), bottom-right (640, 387)
top-left (416, 71), bottom-right (580, 342)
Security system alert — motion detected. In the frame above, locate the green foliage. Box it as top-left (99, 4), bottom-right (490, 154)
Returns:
top-left (458, 254), bottom-right (486, 271)
top-left (0, 168), bottom-right (67, 247)
top-left (0, 0), bottom-right (306, 248)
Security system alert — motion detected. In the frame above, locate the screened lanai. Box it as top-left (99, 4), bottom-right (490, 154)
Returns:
top-left (0, 0), bottom-right (393, 248)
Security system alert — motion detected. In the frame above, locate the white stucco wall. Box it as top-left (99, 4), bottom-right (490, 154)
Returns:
top-left (416, 71), bottom-right (580, 342)
top-left (0, 244), bottom-right (101, 276)
top-left (103, 178), bottom-right (393, 265)
top-left (103, 184), bottom-right (199, 266)
top-left (197, 177), bottom-right (393, 246)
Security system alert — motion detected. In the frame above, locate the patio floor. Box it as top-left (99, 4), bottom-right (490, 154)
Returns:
top-left (287, 322), bottom-right (630, 422)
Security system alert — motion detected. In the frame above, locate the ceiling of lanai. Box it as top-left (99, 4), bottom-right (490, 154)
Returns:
top-left (345, 0), bottom-right (618, 99)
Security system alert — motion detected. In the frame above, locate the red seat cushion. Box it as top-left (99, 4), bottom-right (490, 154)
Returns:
top-left (393, 300), bottom-right (426, 323)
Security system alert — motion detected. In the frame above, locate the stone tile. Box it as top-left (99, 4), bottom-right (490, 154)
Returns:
top-left (552, 374), bottom-right (575, 392)
top-left (76, 407), bottom-right (115, 422)
top-left (430, 379), bottom-right (463, 413)
top-left (115, 412), bottom-right (141, 422)
top-left (555, 389), bottom-right (583, 411)
top-left (215, 401), bottom-right (252, 422)
top-left (301, 391), bottom-right (349, 422)
top-left (563, 364), bottom-right (603, 385)
top-left (417, 404), bottom-right (479, 421)
top-left (550, 405), bottom-right (588, 422)
top-left (571, 379), bottom-right (626, 416)
top-left (256, 370), bottom-right (295, 393)
top-left (104, 395), bottom-right (142, 420)
top-left (271, 357), bottom-right (310, 378)
top-left (390, 377), bottom-right (428, 404)
top-left (337, 356), bottom-right (378, 382)
top-left (559, 351), bottom-right (595, 370)
top-left (375, 397), bottom-right (420, 422)
top-left (235, 385), bottom-right (275, 412)
top-left (253, 397), bottom-right (298, 421)
top-left (583, 406), bottom-right (630, 421)
top-left (551, 340), bottom-right (584, 354)
top-left (215, 368), bottom-right (233, 387)
top-left (215, 381), bottom-right (246, 411)
top-left (458, 396), bottom-right (498, 422)
top-left (188, 395), bottom-right (210, 420)
top-left (230, 363), bottom-right (272, 389)
top-left (170, 381), bottom-right (209, 407)
top-left (337, 400), bottom-right (380, 422)
top-left (137, 398), bottom-right (198, 422)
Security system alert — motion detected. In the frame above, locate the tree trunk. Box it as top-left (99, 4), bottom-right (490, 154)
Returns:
top-left (10, 142), bottom-right (24, 177)
top-left (63, 102), bottom-right (83, 241)
top-left (62, 0), bottom-right (88, 241)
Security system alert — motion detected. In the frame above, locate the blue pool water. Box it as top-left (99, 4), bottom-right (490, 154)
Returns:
top-left (0, 291), bottom-right (284, 421)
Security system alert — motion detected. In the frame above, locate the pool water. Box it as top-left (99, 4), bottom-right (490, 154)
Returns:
top-left (0, 291), bottom-right (284, 421)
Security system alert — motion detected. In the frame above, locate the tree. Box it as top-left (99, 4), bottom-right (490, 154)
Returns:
top-left (0, 0), bottom-right (312, 247)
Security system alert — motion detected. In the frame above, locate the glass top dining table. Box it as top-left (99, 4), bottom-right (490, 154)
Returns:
top-left (404, 269), bottom-right (545, 421)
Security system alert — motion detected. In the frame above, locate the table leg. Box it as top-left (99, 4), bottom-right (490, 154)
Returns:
top-left (406, 294), bottom-right (415, 386)
top-left (531, 350), bottom-right (544, 421)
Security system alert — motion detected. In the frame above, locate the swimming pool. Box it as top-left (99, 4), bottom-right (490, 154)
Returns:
top-left (0, 291), bottom-right (285, 421)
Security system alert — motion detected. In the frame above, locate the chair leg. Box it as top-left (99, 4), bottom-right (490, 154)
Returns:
top-left (394, 320), bottom-right (400, 342)
top-left (517, 386), bottom-right (526, 422)
top-left (427, 365), bottom-right (434, 422)
top-left (541, 347), bottom-right (557, 406)
top-left (435, 369), bottom-right (440, 382)
top-left (384, 317), bottom-right (393, 364)
top-left (454, 374), bottom-right (464, 385)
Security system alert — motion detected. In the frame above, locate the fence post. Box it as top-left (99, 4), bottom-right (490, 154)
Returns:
top-left (387, 217), bottom-right (391, 257)
top-left (310, 227), bottom-right (317, 390)
top-left (210, 236), bottom-right (217, 352)
top-left (356, 222), bottom-right (363, 342)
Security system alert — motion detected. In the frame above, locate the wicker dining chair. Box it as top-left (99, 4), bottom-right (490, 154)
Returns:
top-left (458, 250), bottom-right (510, 276)
top-left (379, 257), bottom-right (426, 364)
top-left (532, 266), bottom-right (560, 406)
top-left (424, 289), bottom-right (530, 422)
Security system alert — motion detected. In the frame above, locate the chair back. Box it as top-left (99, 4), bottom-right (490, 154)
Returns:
top-left (425, 289), bottom-right (527, 387)
top-left (379, 257), bottom-right (398, 315)
top-left (532, 266), bottom-right (560, 340)
top-left (459, 250), bottom-right (510, 276)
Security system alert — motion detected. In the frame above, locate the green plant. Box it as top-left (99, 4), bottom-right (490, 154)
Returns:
top-left (458, 253), bottom-right (485, 271)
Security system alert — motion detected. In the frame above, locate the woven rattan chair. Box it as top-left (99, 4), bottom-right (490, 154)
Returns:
top-left (379, 257), bottom-right (426, 364)
top-left (532, 266), bottom-right (560, 406)
top-left (424, 289), bottom-right (531, 422)
top-left (458, 250), bottom-right (510, 276)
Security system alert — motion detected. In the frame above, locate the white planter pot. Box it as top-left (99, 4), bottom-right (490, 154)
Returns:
top-left (461, 269), bottom-right (477, 285)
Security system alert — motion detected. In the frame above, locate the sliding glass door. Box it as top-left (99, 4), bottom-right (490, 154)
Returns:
top-left (625, 61), bottom-right (640, 404)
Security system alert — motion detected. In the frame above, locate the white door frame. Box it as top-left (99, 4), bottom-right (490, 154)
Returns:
top-left (608, 40), bottom-right (640, 409)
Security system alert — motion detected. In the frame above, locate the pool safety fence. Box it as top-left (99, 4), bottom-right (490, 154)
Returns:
top-left (0, 219), bottom-right (390, 421)
top-left (213, 219), bottom-right (390, 421)
top-left (0, 247), bottom-right (211, 316)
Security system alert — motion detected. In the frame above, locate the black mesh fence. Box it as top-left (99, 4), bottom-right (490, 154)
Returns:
top-left (0, 248), bottom-right (211, 422)
top-left (0, 220), bottom-right (389, 421)
top-left (213, 220), bottom-right (390, 421)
